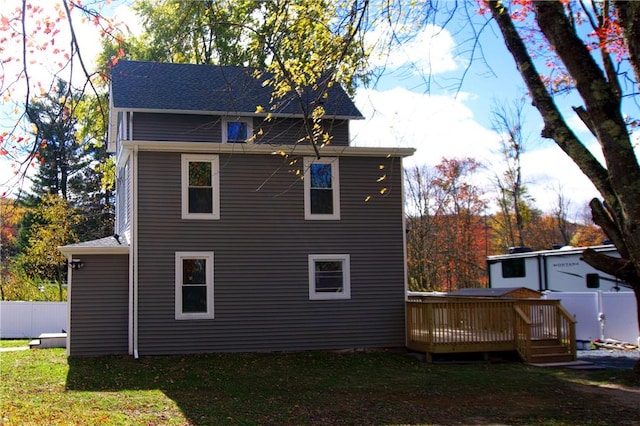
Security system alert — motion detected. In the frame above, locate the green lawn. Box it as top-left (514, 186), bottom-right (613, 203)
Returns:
top-left (0, 340), bottom-right (29, 348)
top-left (1, 348), bottom-right (638, 425)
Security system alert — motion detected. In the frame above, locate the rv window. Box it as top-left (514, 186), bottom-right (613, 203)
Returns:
top-left (502, 258), bottom-right (525, 278)
top-left (586, 273), bottom-right (600, 289)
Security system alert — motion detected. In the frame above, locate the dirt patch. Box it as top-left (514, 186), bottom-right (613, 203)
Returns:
top-left (570, 381), bottom-right (640, 412)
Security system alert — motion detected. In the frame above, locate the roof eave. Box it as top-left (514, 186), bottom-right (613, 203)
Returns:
top-left (121, 140), bottom-right (415, 158)
top-left (110, 107), bottom-right (363, 121)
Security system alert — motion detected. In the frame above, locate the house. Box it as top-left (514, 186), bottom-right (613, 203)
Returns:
top-left (59, 60), bottom-right (415, 357)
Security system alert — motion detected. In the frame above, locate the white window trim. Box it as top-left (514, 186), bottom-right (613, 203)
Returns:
top-left (303, 157), bottom-right (340, 220)
top-left (175, 252), bottom-right (215, 320)
top-left (222, 117), bottom-right (254, 143)
top-left (181, 154), bottom-right (220, 220)
top-left (308, 254), bottom-right (351, 300)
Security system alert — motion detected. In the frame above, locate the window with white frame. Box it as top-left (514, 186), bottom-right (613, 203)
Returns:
top-left (222, 117), bottom-right (253, 143)
top-left (181, 154), bottom-right (220, 220)
top-left (308, 254), bottom-right (351, 300)
top-left (304, 157), bottom-right (340, 220)
top-left (175, 252), bottom-right (215, 320)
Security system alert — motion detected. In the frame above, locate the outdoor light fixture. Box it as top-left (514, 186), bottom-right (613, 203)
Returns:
top-left (70, 259), bottom-right (84, 270)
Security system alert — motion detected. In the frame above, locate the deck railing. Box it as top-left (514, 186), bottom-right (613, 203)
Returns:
top-left (406, 295), bottom-right (576, 362)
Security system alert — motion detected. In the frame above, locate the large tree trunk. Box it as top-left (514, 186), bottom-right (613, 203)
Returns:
top-left (486, 0), bottom-right (640, 372)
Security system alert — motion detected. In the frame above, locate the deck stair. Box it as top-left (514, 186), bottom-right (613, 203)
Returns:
top-left (527, 338), bottom-right (574, 364)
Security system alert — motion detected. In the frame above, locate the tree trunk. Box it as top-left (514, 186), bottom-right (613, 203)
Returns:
top-left (486, 0), bottom-right (640, 371)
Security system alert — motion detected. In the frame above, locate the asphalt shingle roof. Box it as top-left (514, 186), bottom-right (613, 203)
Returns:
top-left (110, 60), bottom-right (363, 119)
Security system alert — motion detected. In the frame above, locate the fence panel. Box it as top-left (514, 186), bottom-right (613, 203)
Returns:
top-left (543, 292), bottom-right (638, 344)
top-left (0, 301), bottom-right (67, 338)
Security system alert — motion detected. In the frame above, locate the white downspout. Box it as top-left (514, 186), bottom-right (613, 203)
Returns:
top-left (133, 144), bottom-right (139, 359)
top-left (65, 254), bottom-right (72, 357)
top-left (401, 157), bottom-right (409, 348)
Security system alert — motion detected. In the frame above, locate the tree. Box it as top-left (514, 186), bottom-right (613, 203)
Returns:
top-left (0, 198), bottom-right (25, 300)
top-left (26, 79), bottom-right (87, 201)
top-left (490, 98), bottom-right (536, 250)
top-left (11, 193), bottom-right (79, 300)
top-left (405, 158), bottom-right (488, 291)
top-left (130, 0), bottom-right (269, 67)
top-left (482, 1), bottom-right (640, 371)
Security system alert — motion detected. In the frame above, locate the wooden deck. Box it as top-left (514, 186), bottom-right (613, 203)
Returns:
top-left (406, 296), bottom-right (577, 363)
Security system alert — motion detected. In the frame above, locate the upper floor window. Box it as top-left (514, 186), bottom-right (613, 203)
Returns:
top-left (181, 154), bottom-right (220, 220)
top-left (175, 252), bottom-right (215, 320)
top-left (222, 118), bottom-right (253, 143)
top-left (304, 157), bottom-right (340, 220)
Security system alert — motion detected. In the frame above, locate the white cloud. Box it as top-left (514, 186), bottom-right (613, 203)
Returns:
top-left (520, 147), bottom-right (599, 214)
top-left (365, 24), bottom-right (458, 75)
top-left (351, 87), bottom-right (501, 170)
top-left (350, 86), bottom-right (601, 214)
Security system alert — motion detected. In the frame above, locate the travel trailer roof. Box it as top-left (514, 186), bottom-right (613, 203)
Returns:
top-left (487, 244), bottom-right (617, 261)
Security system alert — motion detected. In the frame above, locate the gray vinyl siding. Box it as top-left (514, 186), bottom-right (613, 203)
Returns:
top-left (132, 113), bottom-right (350, 146)
top-left (69, 254), bottom-right (129, 356)
top-left (136, 151), bottom-right (405, 354)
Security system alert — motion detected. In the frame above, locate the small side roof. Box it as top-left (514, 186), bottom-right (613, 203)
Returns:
top-left (110, 60), bottom-right (363, 119)
top-left (59, 235), bottom-right (129, 256)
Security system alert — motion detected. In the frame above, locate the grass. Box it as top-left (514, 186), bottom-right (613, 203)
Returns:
top-left (1, 348), bottom-right (639, 425)
top-left (0, 339), bottom-right (29, 348)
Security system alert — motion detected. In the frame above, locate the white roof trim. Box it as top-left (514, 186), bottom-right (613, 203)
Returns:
top-left (121, 140), bottom-right (415, 158)
top-left (58, 245), bottom-right (130, 256)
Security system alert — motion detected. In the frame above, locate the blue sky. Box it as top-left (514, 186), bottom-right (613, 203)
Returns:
top-left (3, 0), bottom-right (637, 219)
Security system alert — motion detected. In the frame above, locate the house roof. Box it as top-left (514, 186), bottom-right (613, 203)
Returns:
top-left (58, 235), bottom-right (129, 256)
top-left (110, 60), bottom-right (363, 119)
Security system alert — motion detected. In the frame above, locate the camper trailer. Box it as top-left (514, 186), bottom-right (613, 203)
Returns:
top-left (487, 245), bottom-right (631, 292)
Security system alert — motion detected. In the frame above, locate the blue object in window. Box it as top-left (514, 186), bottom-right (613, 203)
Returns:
top-left (227, 121), bottom-right (248, 142)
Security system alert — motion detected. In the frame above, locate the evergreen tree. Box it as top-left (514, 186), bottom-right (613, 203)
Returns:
top-left (26, 79), bottom-right (88, 201)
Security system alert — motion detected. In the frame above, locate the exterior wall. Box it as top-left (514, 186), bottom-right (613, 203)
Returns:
top-left (68, 254), bottom-right (129, 356)
top-left (136, 151), bottom-right (405, 354)
top-left (131, 113), bottom-right (350, 146)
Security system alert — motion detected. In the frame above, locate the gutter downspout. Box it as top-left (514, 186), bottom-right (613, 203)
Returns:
top-left (65, 253), bottom-right (72, 357)
top-left (400, 157), bottom-right (409, 348)
top-left (132, 143), bottom-right (139, 360)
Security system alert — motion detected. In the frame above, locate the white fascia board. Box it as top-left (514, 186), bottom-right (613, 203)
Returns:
top-left (58, 245), bottom-right (130, 257)
top-left (121, 140), bottom-right (415, 158)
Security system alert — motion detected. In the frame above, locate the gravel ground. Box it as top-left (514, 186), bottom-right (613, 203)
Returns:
top-left (577, 349), bottom-right (640, 369)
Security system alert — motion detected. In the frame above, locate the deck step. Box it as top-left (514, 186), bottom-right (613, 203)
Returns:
top-left (527, 339), bottom-right (575, 364)
top-left (530, 344), bottom-right (570, 355)
top-left (528, 352), bottom-right (575, 363)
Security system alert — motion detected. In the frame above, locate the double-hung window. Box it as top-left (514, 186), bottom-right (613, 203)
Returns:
top-left (304, 157), bottom-right (340, 220)
top-left (181, 154), bottom-right (220, 220)
top-left (222, 118), bottom-right (253, 143)
top-left (175, 252), bottom-right (214, 320)
top-left (308, 254), bottom-right (351, 300)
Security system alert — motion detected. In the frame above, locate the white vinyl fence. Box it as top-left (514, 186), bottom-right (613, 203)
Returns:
top-left (542, 292), bottom-right (639, 344)
top-left (0, 301), bottom-right (67, 339)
